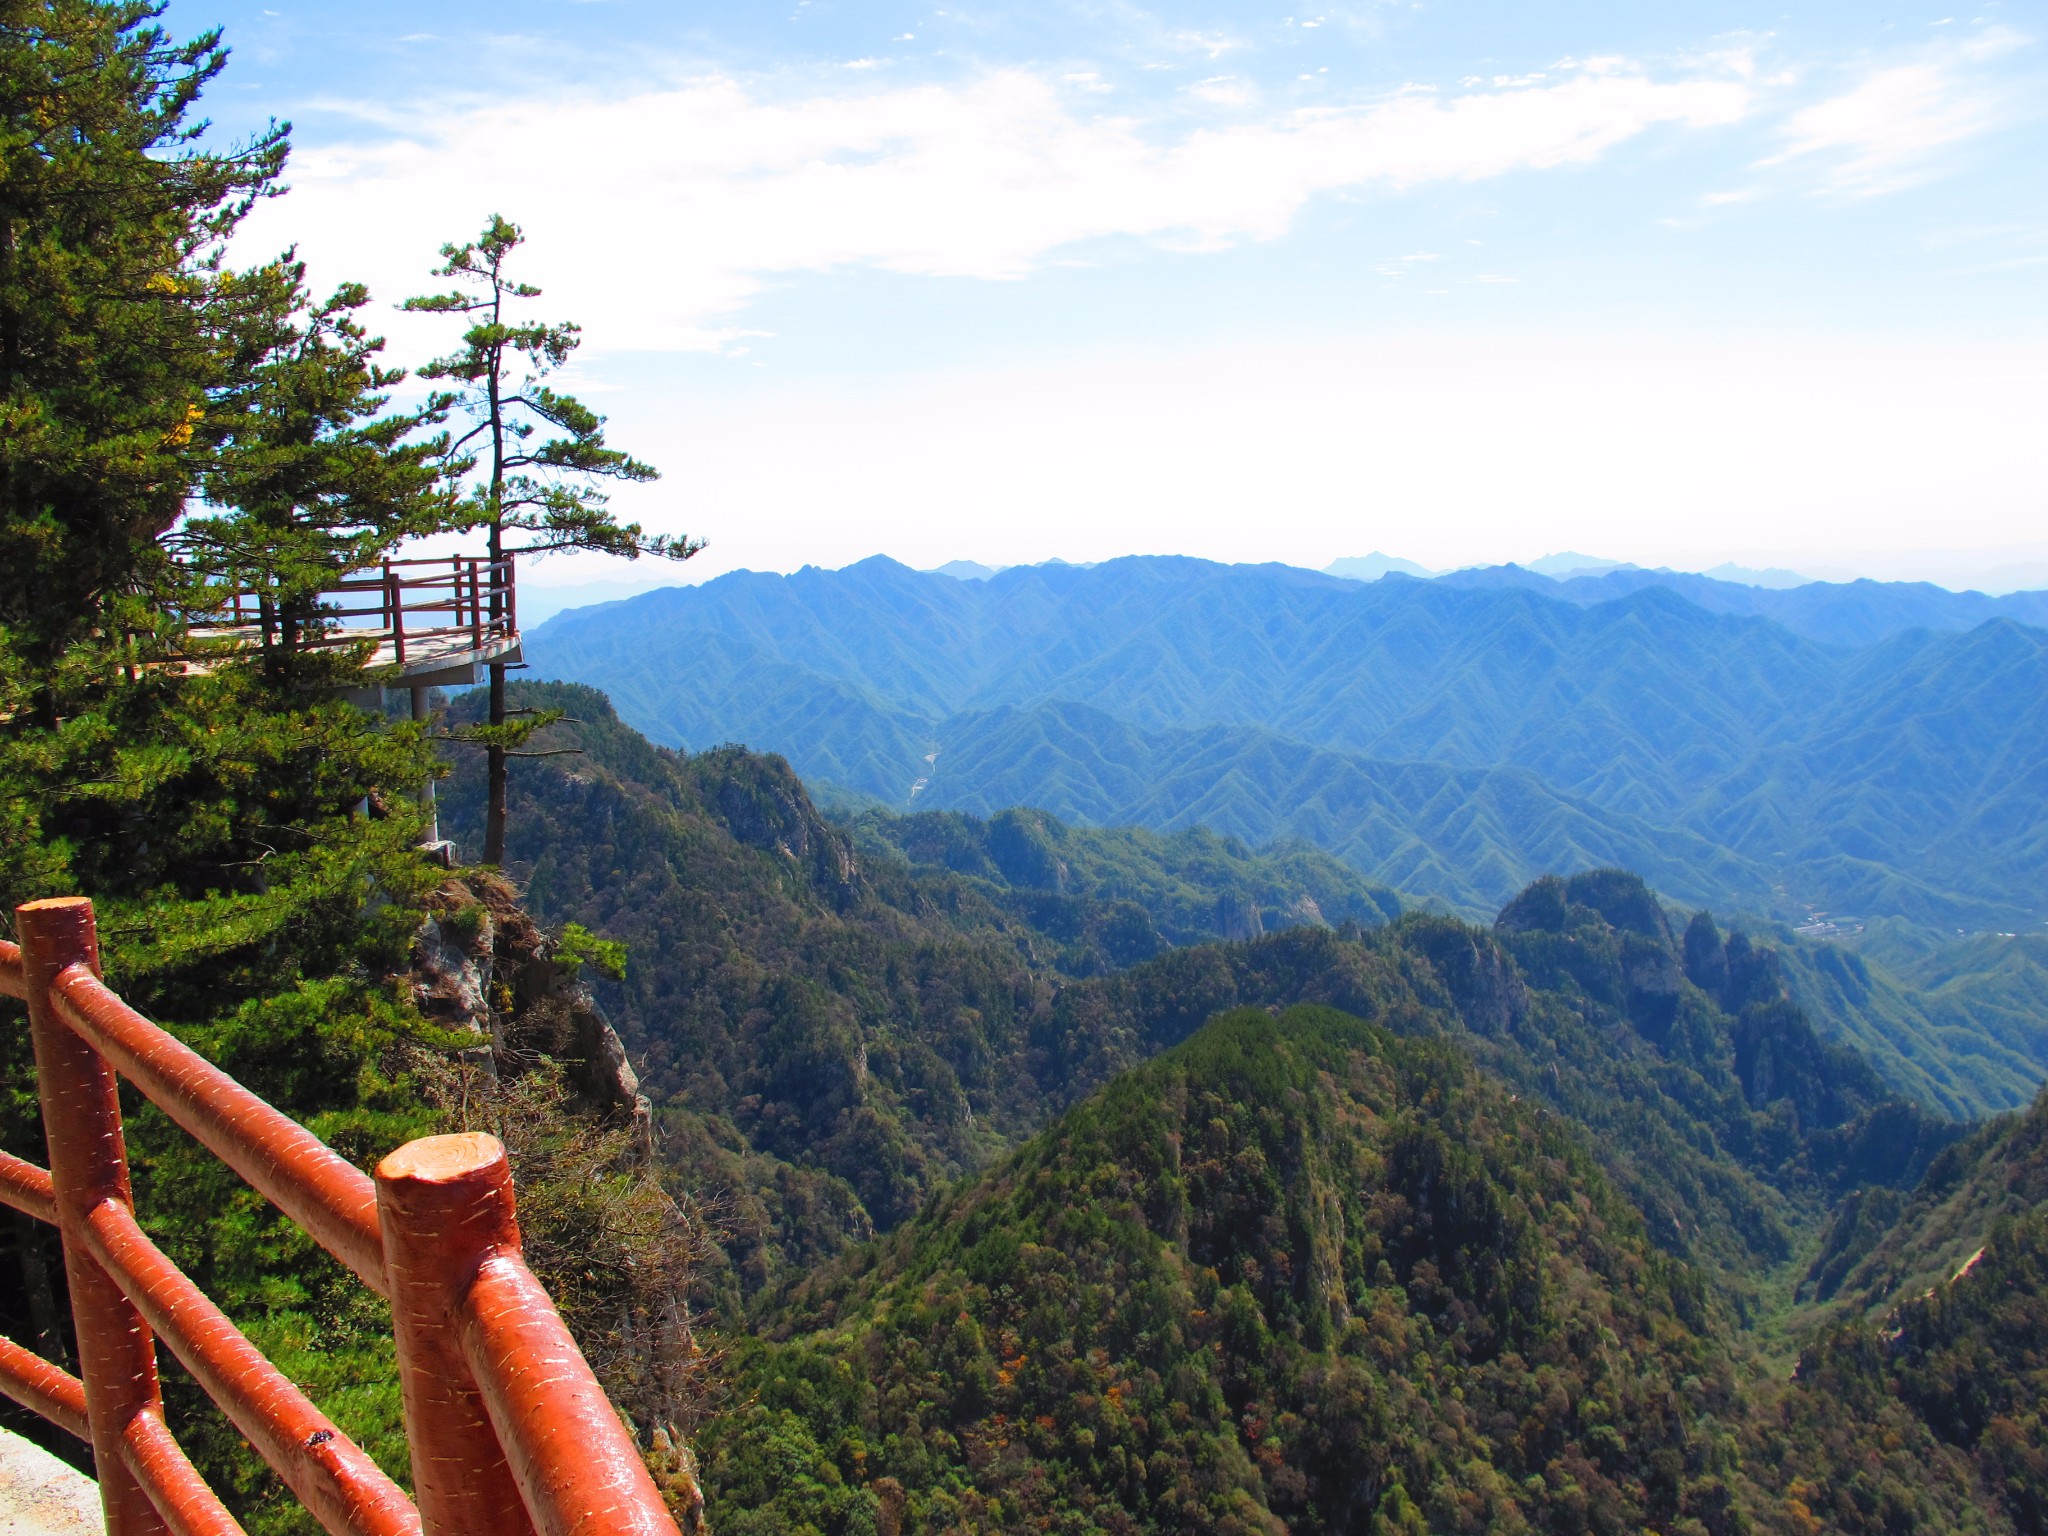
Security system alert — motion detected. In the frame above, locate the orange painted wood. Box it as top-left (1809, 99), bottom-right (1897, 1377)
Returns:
top-left (82, 1197), bottom-right (421, 1536)
top-left (375, 1134), bottom-right (536, 1536)
top-left (0, 937), bottom-right (22, 999)
top-left (50, 967), bottom-right (387, 1294)
top-left (19, 897), bottom-right (170, 1536)
top-left (119, 1406), bottom-right (250, 1536)
top-left (462, 1254), bottom-right (683, 1536)
top-left (0, 1146), bottom-right (56, 1223)
top-left (18, 897), bottom-right (664, 1536)
top-left (0, 1329), bottom-right (90, 1440)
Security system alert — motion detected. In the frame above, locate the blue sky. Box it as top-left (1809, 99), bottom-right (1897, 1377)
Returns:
top-left (180, 0), bottom-right (2048, 588)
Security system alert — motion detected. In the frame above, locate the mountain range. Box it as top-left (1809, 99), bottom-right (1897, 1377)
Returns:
top-left (429, 687), bottom-right (2048, 1536)
top-left (527, 555), bottom-right (2048, 937)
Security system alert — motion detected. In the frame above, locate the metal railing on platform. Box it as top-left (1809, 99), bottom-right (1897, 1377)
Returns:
top-left (0, 898), bottom-right (681, 1536)
top-left (191, 555), bottom-right (518, 668)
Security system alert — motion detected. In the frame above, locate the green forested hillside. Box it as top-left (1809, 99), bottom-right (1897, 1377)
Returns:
top-left (1779, 933), bottom-right (2048, 1118)
top-left (430, 684), bottom-right (2047, 1532)
top-left (528, 556), bottom-right (2048, 928)
top-left (437, 684), bottom-right (1401, 1293)
top-left (444, 688), bottom-right (1960, 1293)
top-left (1753, 1090), bottom-right (2048, 1536)
top-left (711, 1006), bottom-right (1745, 1536)
top-left (706, 1008), bottom-right (2034, 1536)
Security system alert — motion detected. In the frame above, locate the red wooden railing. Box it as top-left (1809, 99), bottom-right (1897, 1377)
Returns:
top-left (0, 897), bottom-right (681, 1536)
top-left (194, 555), bottom-right (518, 667)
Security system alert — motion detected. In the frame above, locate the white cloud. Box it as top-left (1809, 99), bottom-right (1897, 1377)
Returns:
top-left (1767, 28), bottom-right (2029, 194)
top-left (249, 60), bottom-right (1750, 351)
top-left (1188, 75), bottom-right (1254, 107)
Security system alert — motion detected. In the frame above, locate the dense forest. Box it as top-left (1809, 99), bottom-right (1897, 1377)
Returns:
top-left (438, 682), bottom-right (2047, 1534)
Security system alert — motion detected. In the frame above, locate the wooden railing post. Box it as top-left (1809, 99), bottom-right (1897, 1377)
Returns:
top-left (375, 1134), bottom-right (536, 1536)
top-left (18, 897), bottom-right (170, 1536)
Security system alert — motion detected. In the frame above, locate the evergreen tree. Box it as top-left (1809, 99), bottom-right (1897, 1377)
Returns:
top-left (0, 0), bottom-right (286, 672)
top-left (403, 214), bottom-right (700, 864)
top-left (177, 259), bottom-right (456, 687)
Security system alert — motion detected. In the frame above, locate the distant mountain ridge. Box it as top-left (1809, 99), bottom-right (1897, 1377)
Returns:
top-left (528, 555), bottom-right (2048, 936)
top-left (1320, 553), bottom-right (2048, 641)
top-left (1434, 562), bottom-right (2048, 647)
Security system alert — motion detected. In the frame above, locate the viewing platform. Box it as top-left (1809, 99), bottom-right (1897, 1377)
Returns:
top-left (184, 554), bottom-right (523, 692)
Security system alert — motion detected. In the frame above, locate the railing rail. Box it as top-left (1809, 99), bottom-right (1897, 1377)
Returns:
top-left (0, 899), bottom-right (682, 1536)
top-left (189, 554), bottom-right (518, 663)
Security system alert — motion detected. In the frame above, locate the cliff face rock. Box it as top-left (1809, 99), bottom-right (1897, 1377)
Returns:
top-left (415, 873), bottom-right (655, 1159)
top-left (1214, 892), bottom-right (1265, 942)
top-left (987, 808), bottom-right (1069, 892)
top-left (1401, 915), bottom-right (1530, 1036)
top-left (1617, 931), bottom-right (1683, 1036)
top-left (404, 872), bottom-right (700, 1523)
top-left (694, 746), bottom-right (861, 907)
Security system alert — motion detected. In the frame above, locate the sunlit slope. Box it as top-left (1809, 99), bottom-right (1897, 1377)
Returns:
top-left (1781, 936), bottom-right (2048, 1119)
top-left (709, 1005), bottom-right (1752, 1535)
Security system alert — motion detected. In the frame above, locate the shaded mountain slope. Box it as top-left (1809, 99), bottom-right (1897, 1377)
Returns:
top-left (846, 805), bottom-right (1402, 945)
top-left (1801, 1088), bottom-right (2048, 1317)
top-left (1779, 937), bottom-right (2048, 1119)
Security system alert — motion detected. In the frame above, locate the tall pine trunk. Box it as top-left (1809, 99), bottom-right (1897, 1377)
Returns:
top-left (484, 659), bottom-right (508, 864)
top-left (483, 503), bottom-right (508, 863)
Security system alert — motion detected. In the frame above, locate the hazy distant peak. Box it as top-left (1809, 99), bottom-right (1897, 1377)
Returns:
top-left (1696, 562), bottom-right (1815, 589)
top-left (1324, 552), bottom-right (1436, 582)
top-left (1526, 551), bottom-right (1635, 578)
top-left (928, 559), bottom-right (1003, 581)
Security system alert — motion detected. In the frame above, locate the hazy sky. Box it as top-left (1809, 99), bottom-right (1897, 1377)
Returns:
top-left (180, 0), bottom-right (2048, 587)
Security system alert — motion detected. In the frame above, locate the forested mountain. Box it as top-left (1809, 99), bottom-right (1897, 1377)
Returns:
top-left (714, 1006), bottom-right (1749, 1535)
top-left (429, 683), bottom-right (2048, 1532)
top-left (527, 556), bottom-right (2048, 930)
top-left (444, 686), bottom-right (1954, 1289)
top-left (1777, 934), bottom-right (2048, 1119)
top-left (710, 1010), bottom-right (2043, 1536)
top-left (437, 684), bottom-right (1406, 1293)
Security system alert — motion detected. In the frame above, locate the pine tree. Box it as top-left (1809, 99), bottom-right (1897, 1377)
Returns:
top-left (404, 215), bottom-right (700, 864)
top-left (0, 0), bottom-right (287, 671)
top-left (177, 258), bottom-right (456, 688)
